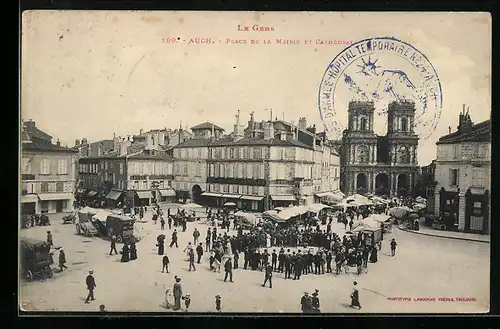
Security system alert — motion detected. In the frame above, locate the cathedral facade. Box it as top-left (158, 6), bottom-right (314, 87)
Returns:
top-left (340, 100), bottom-right (419, 197)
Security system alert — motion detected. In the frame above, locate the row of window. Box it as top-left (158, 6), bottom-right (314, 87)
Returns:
top-left (32, 159), bottom-right (69, 175)
top-left (207, 184), bottom-right (265, 196)
top-left (23, 181), bottom-right (74, 194)
top-left (79, 162), bottom-right (124, 175)
top-left (209, 146), bottom-right (266, 160)
top-left (174, 163), bottom-right (202, 176)
top-left (173, 148), bottom-right (204, 160)
top-left (208, 163), bottom-right (265, 179)
top-left (131, 180), bottom-right (172, 190)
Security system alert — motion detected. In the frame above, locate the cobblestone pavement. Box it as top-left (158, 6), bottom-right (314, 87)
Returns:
top-left (19, 205), bottom-right (490, 313)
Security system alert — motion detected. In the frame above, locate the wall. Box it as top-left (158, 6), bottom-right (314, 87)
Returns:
top-left (126, 159), bottom-right (174, 190)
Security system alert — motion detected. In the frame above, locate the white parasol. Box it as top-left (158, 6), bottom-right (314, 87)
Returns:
top-left (224, 202), bottom-right (237, 207)
top-left (388, 206), bottom-right (412, 219)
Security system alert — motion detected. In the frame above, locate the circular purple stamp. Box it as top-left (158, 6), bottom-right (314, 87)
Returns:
top-left (318, 36), bottom-right (442, 140)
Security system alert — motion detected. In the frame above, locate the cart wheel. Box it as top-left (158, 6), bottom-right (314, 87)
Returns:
top-left (25, 270), bottom-right (33, 282)
top-left (25, 220), bottom-right (32, 229)
top-left (116, 235), bottom-right (123, 243)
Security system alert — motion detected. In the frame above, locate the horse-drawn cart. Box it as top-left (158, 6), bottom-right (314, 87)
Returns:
top-left (20, 238), bottom-right (54, 281)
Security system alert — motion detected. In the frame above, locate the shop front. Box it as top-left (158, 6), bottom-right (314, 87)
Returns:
top-left (157, 189), bottom-right (177, 203)
top-left (37, 193), bottom-right (74, 214)
top-left (239, 195), bottom-right (265, 212)
top-left (270, 195), bottom-right (296, 208)
top-left (200, 192), bottom-right (223, 208)
top-left (135, 190), bottom-right (153, 206)
top-left (20, 194), bottom-right (38, 215)
top-left (221, 194), bottom-right (242, 209)
top-left (105, 190), bottom-right (123, 208)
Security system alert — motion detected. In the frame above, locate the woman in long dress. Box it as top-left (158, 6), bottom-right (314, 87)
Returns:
top-left (350, 281), bottom-right (361, 309)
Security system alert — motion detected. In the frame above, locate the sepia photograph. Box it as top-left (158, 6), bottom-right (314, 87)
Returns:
top-left (19, 11), bottom-right (491, 313)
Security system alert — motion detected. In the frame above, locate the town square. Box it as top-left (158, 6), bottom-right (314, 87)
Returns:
top-left (19, 11), bottom-right (491, 313)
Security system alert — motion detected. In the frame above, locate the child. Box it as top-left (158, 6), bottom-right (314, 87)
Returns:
top-left (164, 288), bottom-right (172, 309)
top-left (215, 295), bottom-right (221, 312)
top-left (183, 293), bottom-right (191, 311)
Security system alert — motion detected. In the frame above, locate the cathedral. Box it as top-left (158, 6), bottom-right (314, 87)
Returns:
top-left (339, 100), bottom-right (419, 197)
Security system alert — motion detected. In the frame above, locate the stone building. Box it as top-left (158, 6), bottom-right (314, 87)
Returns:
top-left (433, 108), bottom-right (490, 234)
top-left (340, 100), bottom-right (419, 197)
top-left (171, 122), bottom-right (224, 202)
top-left (78, 132), bottom-right (174, 208)
top-left (21, 120), bottom-right (78, 214)
top-left (201, 112), bottom-right (341, 211)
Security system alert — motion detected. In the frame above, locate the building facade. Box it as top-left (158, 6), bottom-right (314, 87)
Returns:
top-left (340, 100), bottom-right (419, 197)
top-left (21, 121), bottom-right (78, 214)
top-left (202, 112), bottom-right (341, 211)
top-left (172, 122), bottom-right (224, 202)
top-left (78, 133), bottom-right (174, 208)
top-left (433, 109), bottom-right (490, 234)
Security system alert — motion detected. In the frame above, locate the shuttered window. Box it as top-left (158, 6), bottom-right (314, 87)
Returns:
top-left (449, 169), bottom-right (459, 186)
top-left (471, 168), bottom-right (484, 188)
top-left (40, 159), bottom-right (50, 175)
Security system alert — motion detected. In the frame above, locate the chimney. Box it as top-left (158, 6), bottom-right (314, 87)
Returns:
top-left (298, 117), bottom-right (307, 130)
top-left (119, 140), bottom-right (128, 156)
top-left (24, 120), bottom-right (36, 132)
top-left (140, 128), bottom-right (144, 135)
top-left (448, 126), bottom-right (451, 134)
top-left (233, 110), bottom-right (244, 141)
top-left (97, 144), bottom-right (102, 156)
top-left (82, 138), bottom-right (88, 145)
top-left (56, 139), bottom-right (61, 146)
top-left (280, 130), bottom-right (287, 141)
top-left (263, 121), bottom-right (275, 140)
top-left (113, 135), bottom-right (119, 151)
top-left (75, 139), bottom-right (80, 146)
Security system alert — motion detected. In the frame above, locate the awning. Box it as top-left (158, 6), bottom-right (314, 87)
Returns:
top-left (221, 194), bottom-right (241, 199)
top-left (307, 203), bottom-right (332, 213)
top-left (21, 194), bottom-right (39, 203)
top-left (315, 192), bottom-right (334, 198)
top-left (38, 193), bottom-right (74, 201)
top-left (136, 191), bottom-right (153, 199)
top-left (158, 189), bottom-right (176, 197)
top-left (105, 190), bottom-right (123, 200)
top-left (201, 192), bottom-right (223, 197)
top-left (240, 195), bottom-right (264, 201)
top-left (87, 191), bottom-right (98, 197)
top-left (271, 195), bottom-right (295, 201)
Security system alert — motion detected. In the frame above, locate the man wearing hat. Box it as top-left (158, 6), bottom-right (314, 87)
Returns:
top-left (46, 231), bottom-right (53, 247)
top-left (390, 238), bottom-right (397, 257)
top-left (173, 276), bottom-right (183, 310)
top-left (58, 248), bottom-right (67, 271)
top-left (300, 292), bottom-right (311, 313)
top-left (215, 295), bottom-right (222, 312)
top-left (311, 289), bottom-right (320, 313)
top-left (85, 270), bottom-right (96, 303)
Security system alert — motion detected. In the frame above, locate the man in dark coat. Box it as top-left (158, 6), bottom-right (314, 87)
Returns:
top-left (233, 250), bottom-right (239, 269)
top-left (293, 253), bottom-right (302, 280)
top-left (271, 249), bottom-right (278, 271)
top-left (168, 216), bottom-right (172, 230)
top-left (160, 217), bottom-right (165, 230)
top-left (262, 263), bottom-right (273, 288)
top-left (46, 231), bottom-right (53, 246)
top-left (109, 235), bottom-right (118, 255)
top-left (58, 249), bottom-right (67, 271)
top-left (278, 249), bottom-right (285, 273)
top-left (196, 243), bottom-right (204, 264)
top-left (162, 254), bottom-right (170, 273)
top-left (193, 228), bottom-right (201, 245)
top-left (188, 249), bottom-right (196, 272)
top-left (85, 270), bottom-right (96, 303)
top-left (300, 292), bottom-right (311, 313)
top-left (326, 251), bottom-right (333, 273)
top-left (224, 258), bottom-right (233, 282)
top-left (243, 248), bottom-right (250, 270)
top-left (390, 238), bottom-right (397, 257)
top-left (170, 230), bottom-right (179, 248)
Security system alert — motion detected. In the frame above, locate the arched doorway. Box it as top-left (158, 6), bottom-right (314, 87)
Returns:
top-left (397, 173), bottom-right (410, 197)
top-left (192, 185), bottom-right (202, 204)
top-left (375, 173), bottom-right (390, 196)
top-left (356, 173), bottom-right (368, 194)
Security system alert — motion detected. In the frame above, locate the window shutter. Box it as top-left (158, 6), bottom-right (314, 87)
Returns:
top-left (449, 169), bottom-right (453, 186)
top-left (456, 169), bottom-right (459, 186)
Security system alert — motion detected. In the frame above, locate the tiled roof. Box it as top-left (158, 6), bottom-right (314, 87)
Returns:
top-left (127, 150), bottom-right (173, 161)
top-left (209, 136), bottom-right (314, 149)
top-left (190, 122), bottom-right (224, 131)
top-left (23, 122), bottom-right (53, 141)
top-left (436, 120), bottom-right (491, 144)
top-left (173, 138), bottom-right (214, 148)
top-left (22, 136), bottom-right (79, 153)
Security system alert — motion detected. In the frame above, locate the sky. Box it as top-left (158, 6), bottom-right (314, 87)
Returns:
top-left (21, 11), bottom-right (491, 165)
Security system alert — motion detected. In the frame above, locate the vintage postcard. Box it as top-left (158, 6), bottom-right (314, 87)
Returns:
top-left (20, 11), bottom-right (491, 313)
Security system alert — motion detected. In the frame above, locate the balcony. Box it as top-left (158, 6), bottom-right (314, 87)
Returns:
top-left (21, 174), bottom-right (35, 181)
